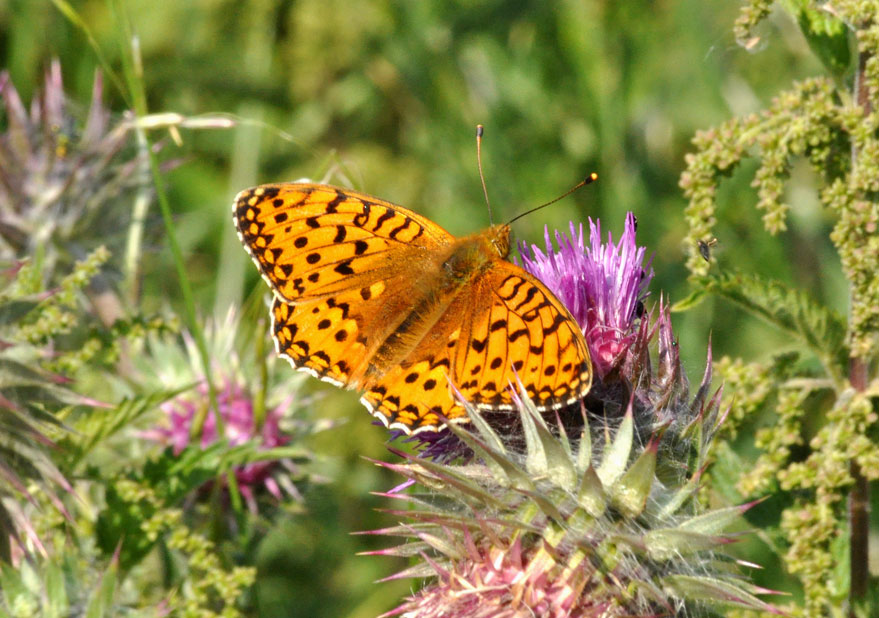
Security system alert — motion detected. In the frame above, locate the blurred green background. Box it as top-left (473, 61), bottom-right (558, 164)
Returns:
top-left (0, 0), bottom-right (845, 615)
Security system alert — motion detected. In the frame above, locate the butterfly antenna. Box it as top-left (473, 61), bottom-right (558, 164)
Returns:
top-left (506, 172), bottom-right (598, 225)
top-left (476, 125), bottom-right (494, 224)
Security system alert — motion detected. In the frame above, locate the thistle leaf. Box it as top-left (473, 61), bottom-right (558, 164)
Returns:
top-left (656, 467), bottom-right (703, 520)
top-left (393, 456), bottom-right (505, 509)
top-left (444, 411), bottom-right (534, 490)
top-left (380, 561), bottom-right (446, 582)
top-left (645, 529), bottom-right (730, 560)
top-left (518, 391), bottom-right (548, 477)
top-left (611, 438), bottom-right (657, 518)
top-left (523, 405), bottom-right (577, 491)
top-left (661, 574), bottom-right (784, 613)
top-left (461, 399), bottom-right (507, 455)
top-left (575, 416), bottom-right (592, 474)
top-left (576, 465), bottom-right (608, 518)
top-left (677, 502), bottom-right (750, 535)
top-left (359, 541), bottom-right (431, 558)
top-left (410, 530), bottom-right (463, 561)
top-left (597, 409), bottom-right (633, 487)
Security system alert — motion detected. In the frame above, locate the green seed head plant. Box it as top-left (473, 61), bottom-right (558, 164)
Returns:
top-left (679, 1), bottom-right (879, 615)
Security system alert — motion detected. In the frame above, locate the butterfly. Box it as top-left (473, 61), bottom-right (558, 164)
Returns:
top-left (234, 183), bottom-right (592, 434)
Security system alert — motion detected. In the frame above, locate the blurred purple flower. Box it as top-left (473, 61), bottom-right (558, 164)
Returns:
top-left (146, 377), bottom-right (293, 512)
top-left (519, 213), bottom-right (653, 379)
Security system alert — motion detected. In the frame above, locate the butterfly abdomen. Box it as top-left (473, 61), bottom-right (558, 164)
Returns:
top-left (366, 230), bottom-right (510, 382)
top-left (367, 252), bottom-right (473, 376)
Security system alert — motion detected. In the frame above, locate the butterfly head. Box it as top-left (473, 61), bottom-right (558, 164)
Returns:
top-left (486, 224), bottom-right (512, 259)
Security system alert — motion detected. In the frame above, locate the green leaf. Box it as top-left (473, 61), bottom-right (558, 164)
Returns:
top-left (688, 271), bottom-right (848, 382)
top-left (45, 561), bottom-right (69, 618)
top-left (63, 388), bottom-right (187, 467)
top-left (0, 299), bottom-right (41, 325)
top-left (779, 0), bottom-right (852, 78)
top-left (84, 552), bottom-right (119, 618)
top-left (829, 524), bottom-right (850, 602)
top-left (671, 287), bottom-right (709, 312)
top-left (95, 441), bottom-right (261, 568)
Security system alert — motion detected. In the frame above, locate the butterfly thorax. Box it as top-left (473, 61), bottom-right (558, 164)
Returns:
top-left (364, 224), bottom-right (512, 379)
top-left (442, 224), bottom-right (512, 280)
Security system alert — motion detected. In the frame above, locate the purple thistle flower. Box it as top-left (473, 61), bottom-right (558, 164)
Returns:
top-left (145, 377), bottom-right (294, 513)
top-left (519, 213), bottom-right (653, 380)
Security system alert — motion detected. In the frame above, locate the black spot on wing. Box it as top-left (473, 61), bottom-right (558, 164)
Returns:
top-left (334, 260), bottom-right (355, 275)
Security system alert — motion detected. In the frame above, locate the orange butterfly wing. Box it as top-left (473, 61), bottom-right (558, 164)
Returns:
top-left (234, 183), bottom-right (452, 304)
top-left (360, 261), bottom-right (592, 433)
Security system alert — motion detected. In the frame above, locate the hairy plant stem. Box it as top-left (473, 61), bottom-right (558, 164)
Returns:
top-left (847, 47), bottom-right (871, 616)
top-left (848, 359), bottom-right (868, 614)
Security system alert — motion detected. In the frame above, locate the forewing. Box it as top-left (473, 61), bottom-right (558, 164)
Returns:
top-left (234, 183), bottom-right (452, 303)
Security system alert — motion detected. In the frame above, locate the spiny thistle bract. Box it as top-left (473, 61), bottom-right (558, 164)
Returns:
top-left (0, 60), bottom-right (155, 285)
top-left (371, 349), bottom-right (777, 615)
top-left (367, 217), bottom-right (779, 617)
